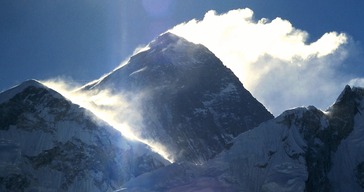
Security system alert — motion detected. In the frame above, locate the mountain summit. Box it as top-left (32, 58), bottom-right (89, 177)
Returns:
top-left (84, 32), bottom-right (274, 163)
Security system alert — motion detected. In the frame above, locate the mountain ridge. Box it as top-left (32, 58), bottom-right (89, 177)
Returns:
top-left (0, 79), bottom-right (53, 104)
top-left (0, 80), bottom-right (169, 191)
top-left (122, 85), bottom-right (364, 192)
top-left (1, 33), bottom-right (361, 191)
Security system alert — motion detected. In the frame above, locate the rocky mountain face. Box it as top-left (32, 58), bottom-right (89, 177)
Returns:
top-left (83, 32), bottom-right (274, 163)
top-left (122, 86), bottom-right (364, 192)
top-left (0, 80), bottom-right (168, 192)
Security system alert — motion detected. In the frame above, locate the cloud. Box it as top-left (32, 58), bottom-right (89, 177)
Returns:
top-left (170, 8), bottom-right (360, 115)
top-left (42, 77), bottom-right (174, 163)
top-left (348, 78), bottom-right (364, 87)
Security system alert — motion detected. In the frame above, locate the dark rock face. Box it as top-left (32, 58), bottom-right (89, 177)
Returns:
top-left (0, 80), bottom-right (167, 191)
top-left (355, 162), bottom-right (364, 188)
top-left (303, 86), bottom-right (361, 192)
top-left (84, 33), bottom-right (273, 163)
top-left (277, 86), bottom-right (363, 192)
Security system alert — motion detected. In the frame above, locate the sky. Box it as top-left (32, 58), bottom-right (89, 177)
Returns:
top-left (1, 0), bottom-right (364, 115)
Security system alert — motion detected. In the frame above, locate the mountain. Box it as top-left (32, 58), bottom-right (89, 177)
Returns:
top-left (0, 80), bottom-right (169, 192)
top-left (2, 32), bottom-right (362, 192)
top-left (83, 32), bottom-right (274, 163)
top-left (122, 85), bottom-right (364, 192)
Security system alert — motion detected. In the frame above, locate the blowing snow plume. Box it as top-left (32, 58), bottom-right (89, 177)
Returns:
top-left (42, 78), bottom-right (174, 163)
top-left (170, 8), bottom-right (362, 116)
top-left (44, 32), bottom-right (274, 164)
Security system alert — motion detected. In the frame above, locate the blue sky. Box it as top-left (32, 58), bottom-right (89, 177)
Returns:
top-left (0, 0), bottom-right (247, 90)
top-left (1, 0), bottom-right (364, 115)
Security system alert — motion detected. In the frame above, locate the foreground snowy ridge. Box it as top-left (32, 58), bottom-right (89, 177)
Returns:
top-left (0, 80), bottom-right (169, 191)
top-left (122, 85), bottom-right (364, 192)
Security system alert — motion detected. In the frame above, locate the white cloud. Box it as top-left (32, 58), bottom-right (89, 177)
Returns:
top-left (170, 8), bottom-right (355, 115)
top-left (348, 78), bottom-right (364, 87)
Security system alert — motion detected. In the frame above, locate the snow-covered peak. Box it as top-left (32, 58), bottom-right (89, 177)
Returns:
top-left (0, 79), bottom-right (50, 104)
top-left (147, 32), bottom-right (206, 52)
top-left (81, 32), bottom-right (273, 164)
top-left (16, 79), bottom-right (44, 88)
top-left (83, 33), bottom-right (216, 91)
top-left (143, 32), bottom-right (213, 66)
top-left (149, 32), bottom-right (183, 49)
